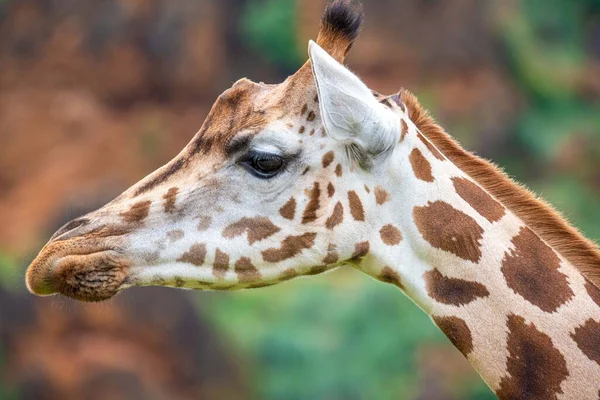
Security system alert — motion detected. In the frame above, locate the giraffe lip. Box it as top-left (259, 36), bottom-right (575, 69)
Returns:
top-left (26, 242), bottom-right (129, 302)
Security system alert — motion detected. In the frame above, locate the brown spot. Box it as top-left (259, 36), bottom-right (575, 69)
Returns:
top-left (302, 167), bottom-right (310, 175)
top-left (335, 163), bottom-right (342, 177)
top-left (174, 277), bottom-right (185, 287)
top-left (417, 132), bottom-right (444, 160)
top-left (325, 202), bottom-right (344, 230)
top-left (177, 243), bottom-right (207, 266)
top-left (400, 119), bottom-right (408, 142)
top-left (501, 227), bottom-right (573, 313)
top-left (302, 182), bottom-right (321, 224)
top-left (262, 232), bottom-right (317, 263)
top-left (378, 267), bottom-right (404, 290)
top-left (307, 110), bottom-right (316, 121)
top-left (432, 316), bottom-right (473, 356)
top-left (497, 314), bottom-right (569, 400)
top-left (167, 230), bottom-right (184, 242)
top-left (280, 268), bottom-right (299, 281)
top-left (323, 244), bottom-right (339, 264)
top-left (585, 279), bottom-right (600, 308)
top-left (234, 257), bottom-right (260, 283)
top-left (452, 177), bottom-right (505, 223)
top-left (348, 191), bottom-right (365, 221)
top-left (279, 197), bottom-right (296, 220)
top-left (286, 122), bottom-right (293, 128)
top-left (310, 129), bottom-right (315, 136)
top-left (409, 148), bottom-right (434, 182)
top-left (364, 185), bottom-right (370, 193)
top-left (327, 182), bottom-right (335, 197)
top-left (379, 224), bottom-right (402, 245)
top-left (213, 249), bottom-right (229, 278)
top-left (120, 200), bottom-right (151, 223)
top-left (321, 151), bottom-right (335, 168)
top-left (307, 265), bottom-right (327, 275)
top-left (374, 186), bottom-right (389, 205)
top-left (314, 94), bottom-right (319, 102)
top-left (301, 104), bottom-right (307, 115)
top-left (299, 126), bottom-right (305, 134)
top-left (223, 217), bottom-right (281, 244)
top-left (197, 215), bottom-right (212, 231)
top-left (571, 318), bottom-right (600, 366)
top-left (163, 187), bottom-right (178, 213)
top-left (352, 241), bottom-right (370, 259)
top-left (424, 269), bottom-right (489, 306)
top-left (414, 201), bottom-right (484, 262)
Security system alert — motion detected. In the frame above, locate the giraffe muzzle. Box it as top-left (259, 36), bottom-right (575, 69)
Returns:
top-left (26, 230), bottom-right (131, 302)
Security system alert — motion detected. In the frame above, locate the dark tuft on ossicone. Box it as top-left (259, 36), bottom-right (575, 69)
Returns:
top-left (321, 0), bottom-right (364, 44)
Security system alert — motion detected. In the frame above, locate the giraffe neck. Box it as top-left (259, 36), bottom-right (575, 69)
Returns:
top-left (359, 119), bottom-right (600, 399)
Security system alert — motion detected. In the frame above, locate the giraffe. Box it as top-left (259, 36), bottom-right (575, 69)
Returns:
top-left (25, 1), bottom-right (600, 398)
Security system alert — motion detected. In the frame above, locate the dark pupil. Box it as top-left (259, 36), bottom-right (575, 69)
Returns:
top-left (254, 154), bottom-right (283, 173)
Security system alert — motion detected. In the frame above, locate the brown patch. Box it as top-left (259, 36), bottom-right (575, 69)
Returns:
top-left (400, 119), bottom-right (408, 142)
top-left (307, 265), bottom-right (327, 275)
top-left (174, 277), bottom-right (185, 288)
top-left (585, 279), bottom-right (600, 308)
top-left (374, 186), bottom-right (389, 205)
top-left (302, 167), bottom-right (310, 175)
top-left (497, 314), bottom-right (569, 400)
top-left (400, 89), bottom-right (600, 288)
top-left (223, 217), bottom-right (281, 245)
top-left (279, 197), bottom-right (296, 220)
top-left (501, 227), bottom-right (573, 313)
top-left (379, 224), bottom-right (402, 246)
top-left (325, 202), bottom-right (344, 230)
top-left (432, 315), bottom-right (473, 356)
top-left (409, 148), bottom-right (434, 182)
top-left (262, 232), bottom-right (317, 263)
top-left (424, 269), bottom-right (489, 306)
top-left (299, 126), bottom-right (305, 134)
top-left (322, 151), bottom-right (335, 168)
top-left (335, 163), bottom-right (342, 177)
top-left (327, 182), bottom-right (335, 197)
top-left (234, 257), bottom-right (260, 283)
top-left (364, 184), bottom-right (370, 193)
top-left (452, 177), bottom-right (505, 223)
top-left (378, 267), bottom-right (404, 290)
top-left (413, 201), bottom-right (484, 262)
top-left (307, 110), bottom-right (316, 121)
top-left (177, 243), bottom-right (207, 266)
top-left (301, 104), bottom-right (307, 115)
top-left (163, 187), bottom-right (179, 213)
top-left (197, 215), bottom-right (212, 231)
top-left (213, 249), bottom-right (230, 278)
top-left (280, 268), bottom-right (299, 281)
top-left (167, 230), bottom-right (184, 242)
top-left (571, 318), bottom-right (600, 366)
top-left (302, 182), bottom-right (321, 224)
top-left (417, 132), bottom-right (444, 160)
top-left (323, 244), bottom-right (339, 264)
top-left (310, 129), bottom-right (315, 136)
top-left (347, 191), bottom-right (365, 221)
top-left (120, 200), bottom-right (152, 223)
top-left (352, 241), bottom-right (370, 259)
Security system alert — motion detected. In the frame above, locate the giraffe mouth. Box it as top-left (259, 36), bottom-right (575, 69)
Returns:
top-left (26, 240), bottom-right (130, 302)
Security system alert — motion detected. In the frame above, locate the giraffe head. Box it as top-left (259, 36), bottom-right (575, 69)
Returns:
top-left (26, 1), bottom-right (401, 302)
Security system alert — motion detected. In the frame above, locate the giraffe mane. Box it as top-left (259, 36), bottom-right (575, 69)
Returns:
top-left (399, 89), bottom-right (600, 288)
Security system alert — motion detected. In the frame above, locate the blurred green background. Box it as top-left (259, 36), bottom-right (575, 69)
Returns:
top-left (0, 0), bottom-right (599, 399)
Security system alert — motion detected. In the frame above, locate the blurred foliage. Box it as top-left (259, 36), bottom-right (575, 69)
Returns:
top-left (201, 269), bottom-right (494, 400)
top-left (241, 0), bottom-right (302, 71)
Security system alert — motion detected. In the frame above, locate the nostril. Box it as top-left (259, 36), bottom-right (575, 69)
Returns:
top-left (50, 217), bottom-right (90, 241)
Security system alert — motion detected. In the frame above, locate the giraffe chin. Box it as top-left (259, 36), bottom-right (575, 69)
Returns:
top-left (26, 242), bottom-right (130, 302)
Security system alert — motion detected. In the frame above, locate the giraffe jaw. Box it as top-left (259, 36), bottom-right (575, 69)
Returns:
top-left (26, 241), bottom-right (130, 302)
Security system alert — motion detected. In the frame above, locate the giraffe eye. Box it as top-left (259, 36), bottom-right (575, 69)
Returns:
top-left (241, 151), bottom-right (285, 178)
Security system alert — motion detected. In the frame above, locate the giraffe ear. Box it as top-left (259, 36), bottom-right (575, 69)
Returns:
top-left (308, 40), bottom-right (399, 168)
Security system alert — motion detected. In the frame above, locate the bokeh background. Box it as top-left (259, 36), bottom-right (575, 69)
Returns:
top-left (1, 0), bottom-right (599, 399)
